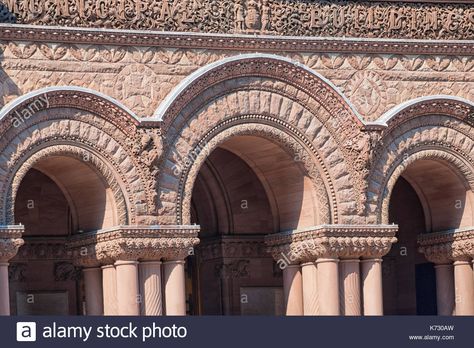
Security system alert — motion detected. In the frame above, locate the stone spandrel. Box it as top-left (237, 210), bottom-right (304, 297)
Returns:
top-left (1, 0), bottom-right (474, 40)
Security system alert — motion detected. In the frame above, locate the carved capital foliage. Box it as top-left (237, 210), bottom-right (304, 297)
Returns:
top-left (0, 225), bottom-right (24, 262)
top-left (265, 224), bottom-right (398, 263)
top-left (66, 225), bottom-right (200, 266)
top-left (418, 228), bottom-right (474, 263)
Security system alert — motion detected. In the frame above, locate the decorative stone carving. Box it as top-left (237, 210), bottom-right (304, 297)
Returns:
top-left (265, 225), bottom-right (398, 263)
top-left (67, 225), bottom-right (200, 266)
top-left (418, 228), bottom-right (474, 264)
top-left (0, 225), bottom-right (24, 262)
top-left (54, 262), bottom-right (81, 281)
top-left (215, 260), bottom-right (250, 279)
top-left (173, 120), bottom-right (333, 226)
top-left (3, 1), bottom-right (474, 40)
top-left (13, 237), bottom-right (70, 260)
top-left (368, 102), bottom-right (474, 224)
top-left (199, 236), bottom-right (268, 261)
top-left (8, 262), bottom-right (27, 282)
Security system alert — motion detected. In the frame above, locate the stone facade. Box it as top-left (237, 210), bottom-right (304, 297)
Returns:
top-left (0, 0), bottom-right (473, 316)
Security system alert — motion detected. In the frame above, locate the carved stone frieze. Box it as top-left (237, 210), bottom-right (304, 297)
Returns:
top-left (418, 228), bottom-right (474, 263)
top-left (3, 1), bottom-right (474, 40)
top-left (0, 225), bottom-right (24, 262)
top-left (215, 260), bottom-right (250, 279)
top-left (66, 225), bottom-right (200, 266)
top-left (265, 225), bottom-right (398, 263)
top-left (13, 237), bottom-right (71, 260)
top-left (198, 236), bottom-right (268, 261)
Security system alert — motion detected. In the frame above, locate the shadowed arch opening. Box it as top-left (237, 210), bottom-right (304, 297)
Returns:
top-left (9, 153), bottom-right (123, 315)
top-left (186, 133), bottom-right (322, 315)
top-left (383, 157), bottom-right (474, 315)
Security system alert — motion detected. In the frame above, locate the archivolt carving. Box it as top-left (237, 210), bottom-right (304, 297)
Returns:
top-left (7, 144), bottom-right (129, 226)
top-left (174, 119), bottom-right (334, 226)
top-left (159, 57), bottom-right (367, 221)
top-left (368, 114), bottom-right (474, 224)
top-left (0, 115), bottom-right (155, 225)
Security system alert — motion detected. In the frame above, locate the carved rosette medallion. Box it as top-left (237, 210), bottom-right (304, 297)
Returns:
top-left (346, 71), bottom-right (387, 121)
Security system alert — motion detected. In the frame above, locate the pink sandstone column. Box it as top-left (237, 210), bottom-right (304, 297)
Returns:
top-left (163, 260), bottom-right (186, 315)
top-left (115, 260), bottom-right (140, 315)
top-left (316, 258), bottom-right (340, 315)
top-left (434, 263), bottom-right (455, 316)
top-left (361, 258), bottom-right (383, 315)
top-left (340, 259), bottom-right (361, 316)
top-left (283, 264), bottom-right (304, 315)
top-left (453, 260), bottom-right (474, 315)
top-left (0, 262), bottom-right (10, 315)
top-left (301, 262), bottom-right (318, 315)
top-left (83, 267), bottom-right (103, 315)
top-left (139, 261), bottom-right (163, 316)
top-left (102, 264), bottom-right (118, 315)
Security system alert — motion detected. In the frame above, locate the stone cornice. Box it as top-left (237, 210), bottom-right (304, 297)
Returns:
top-left (67, 225), bottom-right (200, 266)
top-left (0, 225), bottom-right (25, 262)
top-left (418, 228), bottom-right (474, 263)
top-left (0, 24), bottom-right (473, 56)
top-left (265, 224), bottom-right (398, 262)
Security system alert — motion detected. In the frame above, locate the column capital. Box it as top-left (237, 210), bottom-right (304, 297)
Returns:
top-left (67, 225), bottom-right (200, 266)
top-left (418, 228), bottom-right (474, 264)
top-left (0, 225), bottom-right (25, 262)
top-left (265, 224), bottom-right (398, 263)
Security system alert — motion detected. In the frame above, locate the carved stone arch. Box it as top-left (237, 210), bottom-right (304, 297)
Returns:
top-left (0, 88), bottom-right (160, 225)
top-left (5, 143), bottom-right (130, 226)
top-left (373, 95), bottom-right (474, 129)
top-left (0, 86), bottom-right (140, 136)
top-left (377, 148), bottom-right (474, 225)
top-left (0, 113), bottom-right (156, 226)
top-left (153, 53), bottom-right (363, 127)
top-left (157, 55), bottom-right (367, 224)
top-left (367, 97), bottom-right (474, 225)
top-left (175, 119), bottom-right (334, 226)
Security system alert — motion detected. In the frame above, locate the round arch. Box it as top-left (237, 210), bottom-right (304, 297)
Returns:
top-left (157, 54), bottom-right (367, 225)
top-left (7, 144), bottom-right (129, 229)
top-left (178, 120), bottom-right (333, 227)
top-left (367, 96), bottom-right (474, 226)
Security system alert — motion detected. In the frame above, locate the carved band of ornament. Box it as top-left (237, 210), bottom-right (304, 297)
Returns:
top-left (418, 228), bottom-right (474, 263)
top-left (1, 26), bottom-right (474, 56)
top-left (13, 237), bottom-right (71, 260)
top-left (2, 1), bottom-right (474, 41)
top-left (198, 236), bottom-right (269, 260)
top-left (0, 90), bottom-right (138, 138)
top-left (265, 225), bottom-right (398, 261)
top-left (0, 225), bottom-right (25, 262)
top-left (66, 225), bottom-right (200, 266)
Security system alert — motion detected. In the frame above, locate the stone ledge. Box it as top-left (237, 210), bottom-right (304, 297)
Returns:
top-left (418, 228), bottom-right (474, 263)
top-left (265, 224), bottom-right (398, 262)
top-left (67, 225), bottom-right (200, 266)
